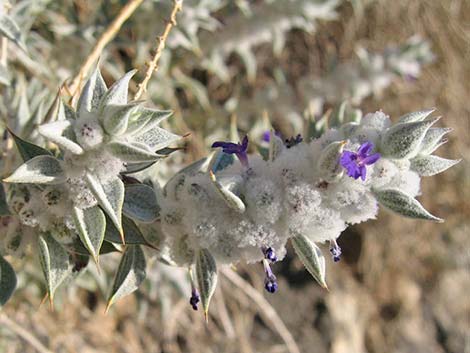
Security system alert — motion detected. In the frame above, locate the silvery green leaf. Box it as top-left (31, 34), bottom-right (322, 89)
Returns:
top-left (419, 127), bottom-right (452, 155)
top-left (8, 127), bottom-right (51, 161)
top-left (72, 206), bottom-right (106, 264)
top-left (269, 133), bottom-right (284, 161)
top-left (123, 183), bottom-right (160, 222)
top-left (77, 68), bottom-right (107, 116)
top-left (100, 70), bottom-right (137, 107)
top-left (133, 126), bottom-right (181, 151)
top-left (15, 90), bottom-right (31, 131)
top-left (122, 160), bottom-right (159, 175)
top-left (105, 215), bottom-right (150, 245)
top-left (106, 245), bottom-right (146, 310)
top-left (331, 101), bottom-right (347, 126)
top-left (373, 188), bottom-right (443, 222)
top-left (291, 234), bottom-right (327, 288)
top-left (0, 255), bottom-right (17, 306)
top-left (174, 70), bottom-right (211, 110)
top-left (38, 233), bottom-right (72, 302)
top-left (381, 117), bottom-right (440, 159)
top-left (102, 103), bottom-right (138, 136)
top-left (317, 141), bottom-right (345, 181)
top-left (107, 141), bottom-right (164, 163)
top-left (0, 14), bottom-right (27, 52)
top-left (209, 150), bottom-right (235, 174)
top-left (410, 155), bottom-right (460, 177)
top-left (398, 108), bottom-right (435, 123)
top-left (85, 173), bottom-right (124, 241)
top-left (196, 248), bottom-right (218, 319)
top-left (4, 155), bottom-right (65, 184)
top-left (63, 102), bottom-right (77, 120)
top-left (0, 64), bottom-right (11, 86)
top-left (126, 108), bottom-right (173, 136)
top-left (66, 238), bottom-right (118, 256)
top-left (0, 184), bottom-right (9, 215)
top-left (236, 47), bottom-right (257, 83)
top-left (38, 120), bottom-right (84, 155)
top-left (209, 171), bottom-right (245, 213)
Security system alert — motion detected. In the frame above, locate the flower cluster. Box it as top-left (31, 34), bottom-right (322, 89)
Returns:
top-left (2, 69), bottom-right (180, 257)
top-left (156, 109), bottom-right (458, 311)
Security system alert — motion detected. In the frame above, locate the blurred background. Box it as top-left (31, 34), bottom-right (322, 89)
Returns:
top-left (0, 0), bottom-right (468, 352)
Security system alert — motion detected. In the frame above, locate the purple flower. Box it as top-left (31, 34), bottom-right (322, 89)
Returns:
top-left (329, 240), bottom-right (342, 263)
top-left (340, 141), bottom-right (381, 181)
top-left (189, 288), bottom-right (200, 311)
top-left (285, 134), bottom-right (303, 148)
top-left (212, 136), bottom-right (249, 167)
top-left (262, 259), bottom-right (278, 293)
top-left (262, 246), bottom-right (277, 262)
top-left (262, 130), bottom-right (282, 143)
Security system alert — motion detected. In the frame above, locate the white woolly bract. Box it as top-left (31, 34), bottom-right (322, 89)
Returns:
top-left (158, 110), bottom-right (440, 266)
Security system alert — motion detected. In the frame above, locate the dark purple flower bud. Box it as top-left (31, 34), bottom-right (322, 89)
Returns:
top-left (285, 134), bottom-right (303, 148)
top-left (265, 277), bottom-right (278, 293)
top-left (340, 141), bottom-right (381, 181)
top-left (262, 246), bottom-right (277, 262)
top-left (212, 136), bottom-right (249, 168)
top-left (329, 240), bottom-right (342, 262)
top-left (189, 288), bottom-right (200, 311)
top-left (262, 259), bottom-right (278, 293)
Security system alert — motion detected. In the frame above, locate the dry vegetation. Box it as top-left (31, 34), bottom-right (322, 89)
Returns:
top-left (1, 0), bottom-right (468, 352)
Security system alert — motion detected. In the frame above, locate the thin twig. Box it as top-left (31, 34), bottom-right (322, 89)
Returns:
top-left (134, 0), bottom-right (183, 100)
top-left (67, 0), bottom-right (145, 98)
top-left (0, 314), bottom-right (54, 353)
top-left (221, 268), bottom-right (301, 353)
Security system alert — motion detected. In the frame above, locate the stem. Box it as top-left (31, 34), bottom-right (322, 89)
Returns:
top-left (221, 268), bottom-right (301, 353)
top-left (67, 0), bottom-right (145, 99)
top-left (0, 314), bottom-right (54, 353)
top-left (134, 0), bottom-right (183, 100)
top-left (1, 37), bottom-right (8, 67)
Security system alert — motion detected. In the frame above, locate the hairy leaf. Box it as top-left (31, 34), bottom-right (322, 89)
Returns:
top-left (381, 117), bottom-right (439, 159)
top-left (107, 245), bottom-right (146, 310)
top-left (0, 255), bottom-right (17, 306)
top-left (72, 206), bottom-right (106, 264)
top-left (8, 128), bottom-right (51, 161)
top-left (100, 70), bottom-right (136, 107)
top-left (123, 184), bottom-right (160, 222)
top-left (373, 188), bottom-right (442, 222)
top-left (107, 141), bottom-right (164, 163)
top-left (291, 234), bottom-right (327, 288)
top-left (4, 155), bottom-right (65, 184)
top-left (410, 155), bottom-right (460, 176)
top-left (196, 248), bottom-right (217, 319)
top-left (38, 120), bottom-right (84, 155)
top-left (38, 233), bottom-right (72, 301)
top-left (85, 174), bottom-right (124, 240)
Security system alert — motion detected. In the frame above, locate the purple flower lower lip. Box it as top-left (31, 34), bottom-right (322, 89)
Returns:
top-left (212, 136), bottom-right (249, 167)
top-left (340, 141), bottom-right (381, 181)
top-left (189, 288), bottom-right (200, 310)
top-left (329, 240), bottom-right (342, 262)
top-left (262, 130), bottom-right (282, 143)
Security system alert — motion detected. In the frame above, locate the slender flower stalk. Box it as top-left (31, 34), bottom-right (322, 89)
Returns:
top-left (262, 259), bottom-right (278, 293)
